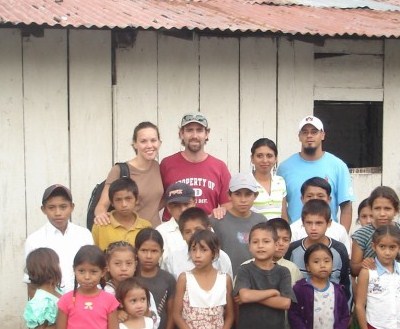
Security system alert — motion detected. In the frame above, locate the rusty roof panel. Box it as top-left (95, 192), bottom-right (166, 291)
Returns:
top-left (0, 0), bottom-right (400, 38)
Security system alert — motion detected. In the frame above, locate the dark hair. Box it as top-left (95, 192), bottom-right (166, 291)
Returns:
top-left (178, 207), bottom-right (210, 233)
top-left (357, 198), bottom-right (370, 216)
top-left (73, 245), bottom-right (107, 296)
top-left (304, 243), bottom-right (333, 265)
top-left (300, 177), bottom-right (332, 197)
top-left (267, 218), bottom-right (292, 239)
top-left (250, 138), bottom-right (278, 157)
top-left (116, 277), bottom-right (150, 309)
top-left (43, 190), bottom-right (72, 206)
top-left (135, 228), bottom-right (164, 250)
top-left (368, 186), bottom-right (399, 212)
top-left (26, 248), bottom-right (62, 288)
top-left (249, 222), bottom-right (278, 242)
top-left (105, 241), bottom-right (136, 262)
top-left (372, 224), bottom-right (400, 245)
top-left (188, 229), bottom-right (220, 259)
top-left (301, 199), bottom-right (331, 223)
top-left (109, 177), bottom-right (139, 201)
top-left (132, 122), bottom-right (160, 154)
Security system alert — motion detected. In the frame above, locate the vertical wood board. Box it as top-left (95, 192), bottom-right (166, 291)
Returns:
top-left (114, 31), bottom-right (158, 162)
top-left (382, 39), bottom-right (400, 190)
top-left (277, 38), bottom-right (314, 162)
top-left (239, 37), bottom-right (277, 172)
top-left (0, 28), bottom-right (26, 329)
top-left (158, 33), bottom-right (199, 160)
top-left (23, 29), bottom-right (69, 233)
top-left (69, 30), bottom-right (112, 226)
top-left (199, 36), bottom-right (239, 173)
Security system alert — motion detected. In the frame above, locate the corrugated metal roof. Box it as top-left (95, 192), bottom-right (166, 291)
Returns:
top-left (1, 0), bottom-right (400, 38)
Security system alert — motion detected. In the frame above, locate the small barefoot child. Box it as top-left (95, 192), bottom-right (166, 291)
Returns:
top-left (234, 222), bottom-right (295, 329)
top-left (173, 230), bottom-right (234, 329)
top-left (104, 241), bottom-right (160, 328)
top-left (135, 229), bottom-right (176, 329)
top-left (289, 243), bottom-right (350, 329)
top-left (24, 248), bottom-right (63, 329)
top-left (116, 277), bottom-right (154, 329)
top-left (355, 225), bottom-right (400, 329)
top-left (56, 245), bottom-right (119, 329)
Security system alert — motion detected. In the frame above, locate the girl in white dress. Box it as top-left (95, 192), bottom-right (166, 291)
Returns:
top-left (173, 230), bottom-right (234, 329)
top-left (116, 277), bottom-right (154, 329)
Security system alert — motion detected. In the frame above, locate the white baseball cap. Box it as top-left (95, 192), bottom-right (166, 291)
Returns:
top-left (298, 115), bottom-right (324, 132)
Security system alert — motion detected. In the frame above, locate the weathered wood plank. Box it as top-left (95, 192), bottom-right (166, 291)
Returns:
top-left (0, 27), bottom-right (26, 329)
top-left (23, 29), bottom-right (69, 232)
top-left (277, 38), bottom-right (314, 161)
top-left (158, 33), bottom-right (199, 160)
top-left (314, 39), bottom-right (383, 55)
top-left (69, 30), bottom-right (112, 226)
top-left (114, 30), bottom-right (158, 162)
top-left (240, 37), bottom-right (277, 172)
top-left (199, 36), bottom-right (239, 173)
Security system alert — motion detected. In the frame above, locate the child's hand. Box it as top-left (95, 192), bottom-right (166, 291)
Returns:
top-left (117, 309), bottom-right (128, 323)
top-left (234, 295), bottom-right (242, 304)
top-left (361, 257), bottom-right (376, 270)
top-left (212, 207), bottom-right (227, 219)
top-left (94, 213), bottom-right (111, 226)
top-left (269, 289), bottom-right (280, 297)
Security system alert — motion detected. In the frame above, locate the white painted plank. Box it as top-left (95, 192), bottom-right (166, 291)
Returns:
top-left (0, 28), bottom-right (26, 329)
top-left (114, 30), bottom-right (158, 162)
top-left (199, 36), bottom-right (239, 173)
top-left (382, 39), bottom-right (400, 190)
top-left (277, 38), bottom-right (314, 162)
top-left (158, 33), bottom-right (199, 160)
top-left (314, 87), bottom-right (383, 101)
top-left (69, 30), bottom-right (112, 227)
top-left (314, 54), bottom-right (383, 89)
top-left (314, 39), bottom-right (383, 55)
top-left (240, 37), bottom-right (277, 172)
top-left (23, 29), bottom-right (69, 233)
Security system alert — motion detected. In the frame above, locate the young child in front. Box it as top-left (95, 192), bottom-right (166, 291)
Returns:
top-left (164, 207), bottom-right (233, 280)
top-left (290, 177), bottom-right (350, 255)
top-left (24, 248), bottom-right (62, 329)
top-left (234, 222), bottom-right (295, 329)
top-left (289, 243), bottom-right (350, 329)
top-left (104, 241), bottom-right (160, 328)
top-left (173, 230), bottom-right (234, 329)
top-left (351, 186), bottom-right (400, 276)
top-left (135, 228), bottom-right (176, 329)
top-left (115, 277), bottom-right (154, 329)
top-left (157, 182), bottom-right (196, 266)
top-left (56, 245), bottom-right (119, 329)
top-left (285, 199), bottom-right (351, 303)
top-left (210, 172), bottom-right (265, 276)
top-left (92, 177), bottom-right (152, 251)
top-left (24, 184), bottom-right (93, 294)
top-left (355, 225), bottom-right (400, 329)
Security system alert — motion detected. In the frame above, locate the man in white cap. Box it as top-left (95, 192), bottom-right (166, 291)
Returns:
top-left (160, 113), bottom-right (231, 220)
top-left (277, 115), bottom-right (354, 232)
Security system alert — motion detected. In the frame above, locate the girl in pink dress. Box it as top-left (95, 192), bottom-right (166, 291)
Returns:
top-left (173, 230), bottom-right (234, 329)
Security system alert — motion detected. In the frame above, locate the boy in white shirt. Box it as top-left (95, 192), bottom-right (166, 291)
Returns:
top-left (163, 207), bottom-right (233, 280)
top-left (290, 177), bottom-right (351, 255)
top-left (157, 182), bottom-right (196, 264)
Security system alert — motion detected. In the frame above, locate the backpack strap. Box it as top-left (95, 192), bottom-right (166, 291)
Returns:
top-left (116, 162), bottom-right (130, 178)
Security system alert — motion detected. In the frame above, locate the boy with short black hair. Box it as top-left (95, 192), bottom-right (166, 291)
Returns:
top-left (157, 182), bottom-right (196, 263)
top-left (234, 222), bottom-right (296, 329)
top-left (24, 184), bottom-right (93, 293)
top-left (210, 172), bottom-right (266, 276)
top-left (92, 177), bottom-right (152, 250)
top-left (290, 177), bottom-right (350, 255)
top-left (285, 199), bottom-right (351, 302)
top-left (163, 207), bottom-right (232, 279)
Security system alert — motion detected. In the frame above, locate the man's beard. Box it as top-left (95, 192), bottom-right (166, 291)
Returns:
top-left (303, 146), bottom-right (317, 155)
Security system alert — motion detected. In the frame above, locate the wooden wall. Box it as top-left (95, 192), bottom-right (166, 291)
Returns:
top-left (0, 27), bottom-right (397, 327)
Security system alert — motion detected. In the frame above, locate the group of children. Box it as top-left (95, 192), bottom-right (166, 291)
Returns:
top-left (23, 171), bottom-right (400, 329)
